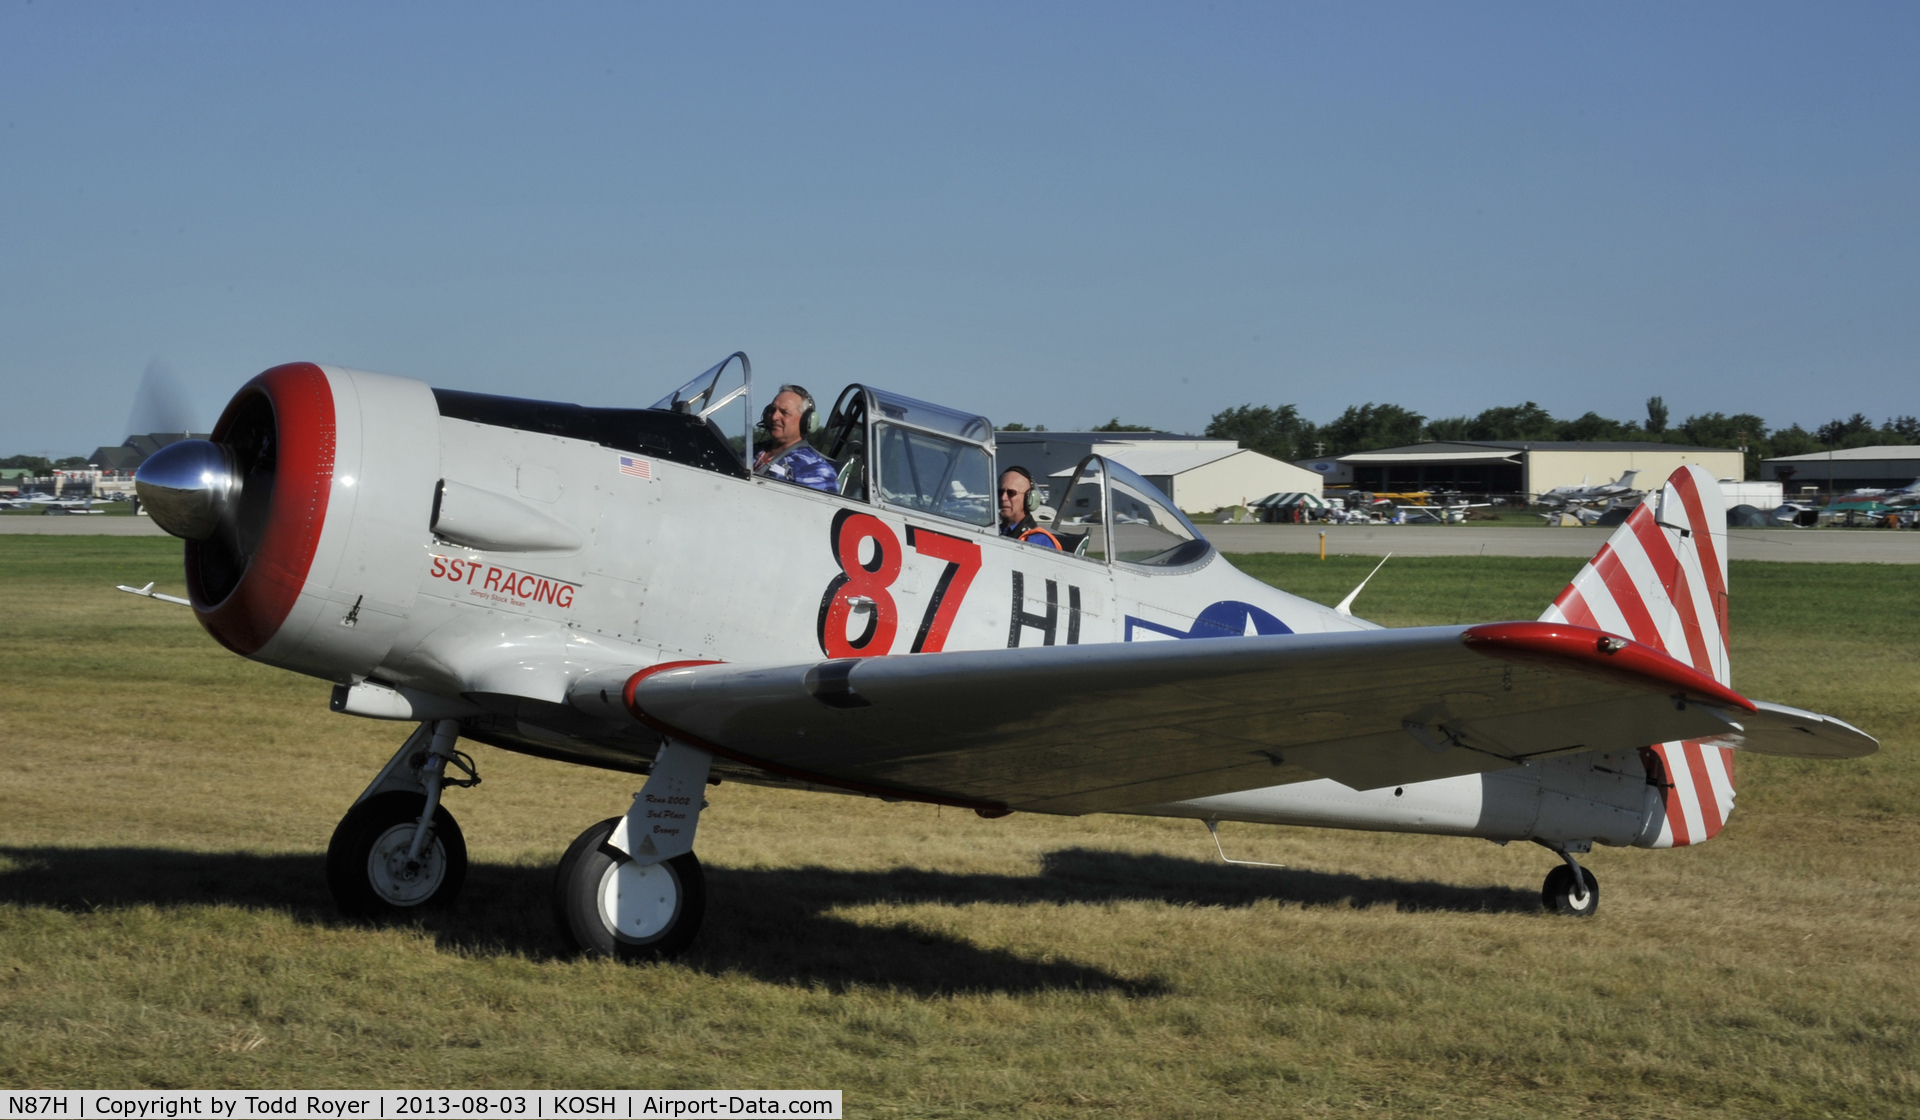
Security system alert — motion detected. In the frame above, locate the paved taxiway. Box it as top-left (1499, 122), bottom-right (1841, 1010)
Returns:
top-left (1198, 523), bottom-right (1920, 563)
top-left (3, 512), bottom-right (1915, 562)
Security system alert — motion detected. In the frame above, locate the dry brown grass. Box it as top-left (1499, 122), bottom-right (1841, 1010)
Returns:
top-left (1, 539), bottom-right (1915, 1116)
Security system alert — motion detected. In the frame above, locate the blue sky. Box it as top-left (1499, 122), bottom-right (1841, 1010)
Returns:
top-left (3, 2), bottom-right (1916, 456)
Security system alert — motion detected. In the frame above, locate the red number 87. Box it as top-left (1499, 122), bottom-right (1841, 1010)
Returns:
top-left (817, 511), bottom-right (901, 658)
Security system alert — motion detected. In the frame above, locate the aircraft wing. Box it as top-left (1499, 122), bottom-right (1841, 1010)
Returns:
top-left (582, 621), bottom-right (1873, 815)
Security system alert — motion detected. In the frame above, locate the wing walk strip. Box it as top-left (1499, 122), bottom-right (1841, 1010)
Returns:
top-left (1539, 466), bottom-right (1734, 848)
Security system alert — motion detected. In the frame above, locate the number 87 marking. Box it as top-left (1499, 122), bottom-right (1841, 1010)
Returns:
top-left (817, 512), bottom-right (982, 658)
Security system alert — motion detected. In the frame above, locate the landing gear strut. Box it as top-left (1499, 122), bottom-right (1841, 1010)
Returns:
top-left (554, 740), bottom-right (713, 960)
top-left (1538, 842), bottom-right (1599, 917)
top-left (327, 719), bottom-right (479, 916)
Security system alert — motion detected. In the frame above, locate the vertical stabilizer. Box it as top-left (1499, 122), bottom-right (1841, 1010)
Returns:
top-left (1540, 466), bottom-right (1734, 847)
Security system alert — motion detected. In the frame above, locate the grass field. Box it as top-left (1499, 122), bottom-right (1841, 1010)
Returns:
top-left (1, 537), bottom-right (1915, 1116)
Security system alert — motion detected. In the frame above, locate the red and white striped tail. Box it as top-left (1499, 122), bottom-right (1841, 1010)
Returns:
top-left (1539, 465), bottom-right (1735, 848)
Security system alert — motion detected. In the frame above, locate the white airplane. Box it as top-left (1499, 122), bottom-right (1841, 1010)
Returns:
top-left (128, 357), bottom-right (1875, 959)
top-left (1540, 470), bottom-right (1643, 508)
top-left (6, 492), bottom-right (104, 512)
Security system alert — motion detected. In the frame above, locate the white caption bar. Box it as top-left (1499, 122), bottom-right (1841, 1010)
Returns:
top-left (0, 1092), bottom-right (841, 1120)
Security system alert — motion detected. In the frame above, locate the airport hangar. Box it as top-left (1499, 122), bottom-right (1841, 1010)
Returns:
top-left (1760, 445), bottom-right (1920, 496)
top-left (993, 430), bottom-right (1323, 513)
top-left (1292, 440), bottom-right (1747, 500)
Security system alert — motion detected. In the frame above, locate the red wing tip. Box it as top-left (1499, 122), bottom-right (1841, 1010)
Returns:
top-left (1461, 621), bottom-right (1755, 713)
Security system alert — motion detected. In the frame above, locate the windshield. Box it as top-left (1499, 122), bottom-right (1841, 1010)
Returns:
top-left (1050, 456), bottom-right (1212, 568)
top-left (1106, 460), bottom-right (1211, 567)
top-left (650, 353), bottom-right (752, 464)
top-left (1050, 458), bottom-right (1109, 561)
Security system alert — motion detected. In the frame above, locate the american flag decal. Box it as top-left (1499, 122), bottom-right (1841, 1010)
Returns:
top-left (618, 455), bottom-right (652, 479)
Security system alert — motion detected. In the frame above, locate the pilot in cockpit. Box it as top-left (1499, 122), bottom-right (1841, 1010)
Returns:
top-left (998, 467), bottom-right (1061, 549)
top-left (752, 385), bottom-right (839, 493)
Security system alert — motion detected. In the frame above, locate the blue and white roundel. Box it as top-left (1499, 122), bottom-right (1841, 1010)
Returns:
top-left (1125, 600), bottom-right (1293, 642)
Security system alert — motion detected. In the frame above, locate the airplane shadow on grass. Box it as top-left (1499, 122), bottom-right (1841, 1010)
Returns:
top-left (0, 845), bottom-right (1535, 996)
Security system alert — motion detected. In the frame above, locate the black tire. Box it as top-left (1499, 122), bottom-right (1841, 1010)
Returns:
top-left (326, 791), bottom-right (468, 917)
top-left (552, 817), bottom-right (705, 961)
top-left (1541, 863), bottom-right (1600, 918)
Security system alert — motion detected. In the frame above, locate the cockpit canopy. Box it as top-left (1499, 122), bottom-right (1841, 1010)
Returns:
top-left (642, 353), bottom-right (1213, 568)
top-left (816, 385), bottom-right (997, 527)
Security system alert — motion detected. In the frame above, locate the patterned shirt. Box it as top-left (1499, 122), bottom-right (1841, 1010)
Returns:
top-left (753, 441), bottom-right (840, 493)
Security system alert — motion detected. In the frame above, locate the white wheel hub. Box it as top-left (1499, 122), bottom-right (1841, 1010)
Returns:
top-left (598, 859), bottom-right (680, 943)
top-left (366, 822), bottom-right (446, 906)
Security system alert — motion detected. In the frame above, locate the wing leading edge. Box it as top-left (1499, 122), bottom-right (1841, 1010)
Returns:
top-left (580, 621), bottom-right (1867, 816)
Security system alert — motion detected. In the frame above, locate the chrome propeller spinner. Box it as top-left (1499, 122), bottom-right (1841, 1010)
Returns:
top-left (134, 439), bottom-right (242, 542)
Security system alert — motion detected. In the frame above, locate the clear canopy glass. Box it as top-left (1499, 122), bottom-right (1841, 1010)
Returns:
top-left (650, 353), bottom-right (752, 464)
top-left (874, 422), bottom-right (994, 526)
top-left (1050, 458), bottom-right (1110, 561)
top-left (1047, 456), bottom-right (1213, 568)
top-left (1106, 459), bottom-right (1211, 567)
top-left (865, 388), bottom-right (994, 443)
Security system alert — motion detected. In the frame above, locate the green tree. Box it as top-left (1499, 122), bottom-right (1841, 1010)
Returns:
top-left (1767, 424), bottom-right (1821, 459)
top-left (0, 455), bottom-right (52, 473)
top-left (1559, 411), bottom-right (1637, 442)
top-left (1816, 414), bottom-right (1877, 448)
top-left (1424, 416), bottom-right (1474, 441)
top-left (1205, 403), bottom-right (1311, 461)
top-left (1646, 396), bottom-right (1669, 435)
top-left (1089, 417), bottom-right (1155, 432)
top-left (1318, 403), bottom-right (1426, 455)
top-left (53, 456), bottom-right (90, 470)
top-left (1468, 401), bottom-right (1562, 441)
top-left (1679, 412), bottom-right (1770, 476)
top-left (997, 422), bottom-right (1047, 432)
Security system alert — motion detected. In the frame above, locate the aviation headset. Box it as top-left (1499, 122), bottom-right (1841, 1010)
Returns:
top-left (1001, 465), bottom-right (1041, 515)
top-left (762, 384), bottom-right (818, 436)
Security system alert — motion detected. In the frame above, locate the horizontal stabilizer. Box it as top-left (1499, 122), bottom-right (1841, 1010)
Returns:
top-left (1725, 701), bottom-right (1878, 759)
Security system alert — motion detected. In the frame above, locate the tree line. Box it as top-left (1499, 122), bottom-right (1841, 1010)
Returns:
top-left (1, 454), bottom-right (97, 473)
top-left (1201, 398), bottom-right (1920, 478)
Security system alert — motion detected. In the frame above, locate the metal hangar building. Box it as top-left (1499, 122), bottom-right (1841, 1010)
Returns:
top-left (1760, 445), bottom-right (1920, 496)
top-left (1296, 440), bottom-right (1747, 500)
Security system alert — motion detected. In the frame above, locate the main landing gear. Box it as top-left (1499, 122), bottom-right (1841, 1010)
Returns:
top-left (1538, 841), bottom-right (1599, 917)
top-left (553, 740), bottom-right (713, 961)
top-left (327, 719), bottom-right (480, 917)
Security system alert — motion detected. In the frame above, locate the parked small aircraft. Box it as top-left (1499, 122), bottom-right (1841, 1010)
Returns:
top-left (1826, 480), bottom-right (1920, 515)
top-left (1540, 470), bottom-right (1643, 508)
top-left (129, 357), bottom-right (1875, 958)
top-left (3, 492), bottom-right (104, 512)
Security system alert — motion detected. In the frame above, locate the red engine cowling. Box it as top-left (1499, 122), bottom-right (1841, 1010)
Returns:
top-left (159, 363), bottom-right (443, 681)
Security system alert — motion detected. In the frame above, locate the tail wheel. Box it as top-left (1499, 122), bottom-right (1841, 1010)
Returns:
top-left (326, 791), bottom-right (468, 917)
top-left (553, 817), bottom-right (705, 961)
top-left (1541, 863), bottom-right (1600, 917)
